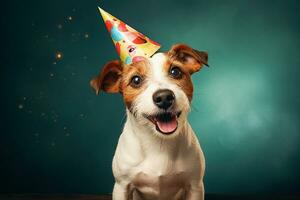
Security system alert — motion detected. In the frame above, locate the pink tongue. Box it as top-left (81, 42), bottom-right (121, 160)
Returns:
top-left (156, 117), bottom-right (177, 134)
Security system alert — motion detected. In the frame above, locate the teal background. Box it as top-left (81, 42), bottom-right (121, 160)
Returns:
top-left (1, 0), bottom-right (300, 194)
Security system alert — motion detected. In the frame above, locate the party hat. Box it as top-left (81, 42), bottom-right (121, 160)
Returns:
top-left (98, 7), bottom-right (161, 64)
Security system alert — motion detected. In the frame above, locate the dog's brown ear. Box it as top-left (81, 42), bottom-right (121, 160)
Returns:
top-left (90, 60), bottom-right (123, 95)
top-left (168, 44), bottom-right (208, 74)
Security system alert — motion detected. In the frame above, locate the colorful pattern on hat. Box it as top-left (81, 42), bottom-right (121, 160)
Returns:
top-left (98, 7), bottom-right (161, 64)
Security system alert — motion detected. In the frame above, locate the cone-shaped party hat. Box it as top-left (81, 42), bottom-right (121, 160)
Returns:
top-left (98, 7), bottom-right (161, 64)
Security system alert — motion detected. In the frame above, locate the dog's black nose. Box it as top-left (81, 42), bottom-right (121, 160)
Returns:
top-left (153, 89), bottom-right (175, 110)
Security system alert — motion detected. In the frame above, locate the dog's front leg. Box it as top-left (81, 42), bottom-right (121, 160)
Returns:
top-left (112, 182), bottom-right (134, 200)
top-left (186, 181), bottom-right (204, 200)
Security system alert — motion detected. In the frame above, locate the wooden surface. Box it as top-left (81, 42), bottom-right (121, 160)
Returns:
top-left (0, 194), bottom-right (299, 200)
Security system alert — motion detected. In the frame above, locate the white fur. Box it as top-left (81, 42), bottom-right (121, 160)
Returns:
top-left (112, 53), bottom-right (205, 200)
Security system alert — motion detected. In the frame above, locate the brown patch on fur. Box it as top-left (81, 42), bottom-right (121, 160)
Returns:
top-left (120, 60), bottom-right (150, 110)
top-left (168, 44), bottom-right (208, 74)
top-left (90, 60), bottom-right (123, 94)
top-left (90, 59), bottom-right (150, 111)
top-left (165, 44), bottom-right (209, 101)
top-left (163, 58), bottom-right (194, 102)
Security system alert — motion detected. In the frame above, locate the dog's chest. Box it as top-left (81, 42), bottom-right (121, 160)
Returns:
top-left (132, 171), bottom-right (188, 200)
top-left (130, 156), bottom-right (190, 200)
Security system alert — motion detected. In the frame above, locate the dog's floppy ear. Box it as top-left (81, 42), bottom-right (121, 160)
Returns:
top-left (90, 60), bottom-right (123, 95)
top-left (168, 44), bottom-right (208, 74)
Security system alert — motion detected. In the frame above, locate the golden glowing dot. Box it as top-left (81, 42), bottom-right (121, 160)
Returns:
top-left (55, 52), bottom-right (63, 60)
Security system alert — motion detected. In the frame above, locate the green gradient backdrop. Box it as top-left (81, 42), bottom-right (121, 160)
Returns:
top-left (2, 0), bottom-right (300, 194)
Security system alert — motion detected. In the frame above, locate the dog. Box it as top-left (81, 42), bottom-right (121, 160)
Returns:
top-left (90, 44), bottom-right (208, 200)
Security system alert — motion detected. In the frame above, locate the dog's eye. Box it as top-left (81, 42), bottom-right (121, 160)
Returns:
top-left (169, 66), bottom-right (182, 79)
top-left (130, 75), bottom-right (143, 88)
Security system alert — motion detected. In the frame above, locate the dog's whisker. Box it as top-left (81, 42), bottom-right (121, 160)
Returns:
top-left (120, 112), bottom-right (127, 125)
top-left (191, 104), bottom-right (199, 112)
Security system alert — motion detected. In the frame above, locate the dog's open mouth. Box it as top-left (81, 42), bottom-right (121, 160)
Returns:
top-left (144, 112), bottom-right (181, 135)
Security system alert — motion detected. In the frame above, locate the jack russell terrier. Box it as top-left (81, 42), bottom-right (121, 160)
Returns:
top-left (90, 44), bottom-right (208, 200)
